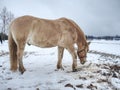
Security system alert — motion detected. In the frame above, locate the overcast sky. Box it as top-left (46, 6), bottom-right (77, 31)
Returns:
top-left (0, 0), bottom-right (120, 36)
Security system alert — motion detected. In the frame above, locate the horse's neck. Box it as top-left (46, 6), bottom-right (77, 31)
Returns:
top-left (70, 20), bottom-right (87, 48)
top-left (63, 18), bottom-right (87, 49)
top-left (77, 32), bottom-right (87, 50)
top-left (77, 40), bottom-right (86, 50)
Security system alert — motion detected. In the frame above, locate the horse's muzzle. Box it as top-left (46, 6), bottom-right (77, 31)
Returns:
top-left (80, 59), bottom-right (86, 64)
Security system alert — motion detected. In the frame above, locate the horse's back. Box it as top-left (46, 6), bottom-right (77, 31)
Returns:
top-left (9, 15), bottom-right (79, 48)
top-left (9, 16), bottom-right (36, 42)
top-left (10, 15), bottom-right (35, 32)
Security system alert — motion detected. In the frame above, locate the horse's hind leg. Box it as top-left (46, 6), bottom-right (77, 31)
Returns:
top-left (17, 43), bottom-right (26, 74)
top-left (9, 32), bottom-right (18, 71)
top-left (57, 46), bottom-right (64, 70)
top-left (67, 45), bottom-right (77, 72)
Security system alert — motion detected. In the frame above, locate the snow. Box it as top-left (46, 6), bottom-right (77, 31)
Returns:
top-left (90, 40), bottom-right (120, 56)
top-left (0, 40), bottom-right (120, 90)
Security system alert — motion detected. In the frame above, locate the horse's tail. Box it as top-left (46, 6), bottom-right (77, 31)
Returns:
top-left (8, 29), bottom-right (18, 71)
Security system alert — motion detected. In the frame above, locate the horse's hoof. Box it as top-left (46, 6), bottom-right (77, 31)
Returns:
top-left (57, 65), bottom-right (64, 70)
top-left (56, 68), bottom-right (64, 71)
top-left (72, 69), bottom-right (77, 72)
top-left (19, 68), bottom-right (26, 74)
top-left (20, 70), bottom-right (26, 74)
top-left (56, 66), bottom-right (64, 71)
top-left (20, 69), bottom-right (26, 74)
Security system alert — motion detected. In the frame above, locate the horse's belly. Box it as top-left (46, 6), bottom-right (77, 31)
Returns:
top-left (27, 39), bottom-right (56, 48)
top-left (27, 28), bottom-right (60, 48)
top-left (36, 42), bottom-right (56, 48)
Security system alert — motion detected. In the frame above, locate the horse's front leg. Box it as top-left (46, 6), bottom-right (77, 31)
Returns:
top-left (67, 45), bottom-right (77, 72)
top-left (57, 46), bottom-right (64, 70)
top-left (17, 47), bottom-right (26, 74)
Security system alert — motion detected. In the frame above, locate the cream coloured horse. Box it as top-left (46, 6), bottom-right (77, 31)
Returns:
top-left (8, 15), bottom-right (90, 74)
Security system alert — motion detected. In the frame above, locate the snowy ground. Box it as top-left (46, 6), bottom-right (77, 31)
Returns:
top-left (0, 40), bottom-right (120, 90)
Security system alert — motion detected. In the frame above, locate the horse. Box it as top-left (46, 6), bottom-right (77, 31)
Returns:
top-left (8, 15), bottom-right (90, 74)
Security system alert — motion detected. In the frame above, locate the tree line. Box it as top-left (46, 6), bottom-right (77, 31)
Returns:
top-left (0, 7), bottom-right (14, 42)
top-left (86, 35), bottom-right (120, 40)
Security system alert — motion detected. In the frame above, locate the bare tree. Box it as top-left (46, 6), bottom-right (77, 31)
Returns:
top-left (0, 7), bottom-right (14, 40)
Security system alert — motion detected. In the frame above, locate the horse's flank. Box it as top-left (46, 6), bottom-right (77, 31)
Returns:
top-left (9, 15), bottom-right (88, 73)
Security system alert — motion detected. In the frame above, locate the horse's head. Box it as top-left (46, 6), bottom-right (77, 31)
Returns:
top-left (77, 42), bottom-right (90, 64)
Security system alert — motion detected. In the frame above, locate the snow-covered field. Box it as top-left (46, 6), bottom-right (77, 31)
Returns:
top-left (0, 40), bottom-right (120, 90)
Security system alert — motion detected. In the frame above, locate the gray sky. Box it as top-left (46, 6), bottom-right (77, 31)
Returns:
top-left (0, 0), bottom-right (120, 36)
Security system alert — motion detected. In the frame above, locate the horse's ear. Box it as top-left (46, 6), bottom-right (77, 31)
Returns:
top-left (87, 41), bottom-right (91, 45)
